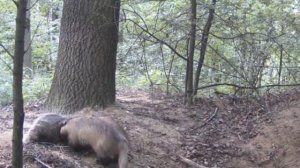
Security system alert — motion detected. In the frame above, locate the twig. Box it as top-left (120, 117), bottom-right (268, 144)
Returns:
top-left (0, 43), bottom-right (13, 58)
top-left (197, 83), bottom-right (300, 91)
top-left (190, 108), bottom-right (218, 131)
top-left (0, 56), bottom-right (13, 71)
top-left (27, 0), bottom-right (39, 11)
top-left (123, 7), bottom-right (186, 61)
top-left (178, 155), bottom-right (212, 168)
top-left (198, 107), bottom-right (218, 129)
top-left (34, 157), bottom-right (52, 168)
top-left (25, 22), bottom-right (42, 53)
top-left (11, 0), bottom-right (17, 6)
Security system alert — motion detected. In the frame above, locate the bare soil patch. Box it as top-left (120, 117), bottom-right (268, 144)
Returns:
top-left (228, 99), bottom-right (300, 168)
top-left (0, 88), bottom-right (300, 168)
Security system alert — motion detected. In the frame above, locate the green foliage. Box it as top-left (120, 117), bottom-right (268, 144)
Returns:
top-left (0, 70), bottom-right (12, 106)
top-left (118, 0), bottom-right (300, 95)
top-left (0, 0), bottom-right (299, 103)
top-left (23, 74), bottom-right (52, 102)
top-left (0, 0), bottom-right (59, 106)
top-left (0, 0), bottom-right (15, 12)
top-left (0, 72), bottom-right (52, 106)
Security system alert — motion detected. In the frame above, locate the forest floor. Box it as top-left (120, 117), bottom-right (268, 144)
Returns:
top-left (0, 88), bottom-right (300, 168)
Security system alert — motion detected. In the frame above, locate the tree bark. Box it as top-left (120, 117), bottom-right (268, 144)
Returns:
top-left (12, 0), bottom-right (28, 167)
top-left (185, 0), bottom-right (197, 105)
top-left (23, 0), bottom-right (32, 78)
top-left (193, 0), bottom-right (216, 95)
top-left (278, 45), bottom-right (283, 86)
top-left (46, 0), bottom-right (120, 113)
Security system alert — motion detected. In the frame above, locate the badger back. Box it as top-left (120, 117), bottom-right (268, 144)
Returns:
top-left (61, 117), bottom-right (128, 143)
top-left (23, 113), bottom-right (69, 144)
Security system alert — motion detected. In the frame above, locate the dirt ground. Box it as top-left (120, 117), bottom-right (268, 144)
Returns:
top-left (0, 88), bottom-right (300, 168)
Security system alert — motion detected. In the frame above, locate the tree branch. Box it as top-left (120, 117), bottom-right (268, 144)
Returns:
top-left (0, 43), bottom-right (14, 58)
top-left (207, 44), bottom-right (250, 83)
top-left (27, 0), bottom-right (40, 11)
top-left (34, 157), bottom-right (52, 168)
top-left (178, 155), bottom-right (212, 168)
top-left (127, 18), bottom-right (187, 61)
top-left (0, 56), bottom-right (13, 71)
top-left (197, 83), bottom-right (300, 91)
top-left (123, 7), bottom-right (187, 61)
top-left (11, 0), bottom-right (18, 6)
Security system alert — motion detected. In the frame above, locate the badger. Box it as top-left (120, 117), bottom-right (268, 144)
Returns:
top-left (60, 116), bottom-right (129, 168)
top-left (23, 113), bottom-right (69, 144)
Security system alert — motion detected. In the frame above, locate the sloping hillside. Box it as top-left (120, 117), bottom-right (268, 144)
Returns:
top-left (0, 88), bottom-right (299, 168)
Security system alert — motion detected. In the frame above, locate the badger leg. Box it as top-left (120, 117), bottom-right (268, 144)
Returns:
top-left (96, 157), bottom-right (118, 166)
top-left (118, 142), bottom-right (129, 168)
top-left (93, 144), bottom-right (114, 165)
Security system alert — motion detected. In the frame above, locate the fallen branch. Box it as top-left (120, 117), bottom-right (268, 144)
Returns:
top-left (198, 107), bottom-right (218, 129)
top-left (178, 155), bottom-right (212, 168)
top-left (34, 157), bottom-right (52, 168)
top-left (197, 83), bottom-right (300, 90)
top-left (190, 108), bottom-right (218, 131)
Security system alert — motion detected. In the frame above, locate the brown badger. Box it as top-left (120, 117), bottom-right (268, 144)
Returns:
top-left (23, 113), bottom-right (69, 144)
top-left (60, 116), bottom-right (129, 168)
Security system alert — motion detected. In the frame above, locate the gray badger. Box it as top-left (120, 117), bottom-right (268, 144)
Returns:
top-left (23, 113), bottom-right (69, 144)
top-left (60, 116), bottom-right (129, 168)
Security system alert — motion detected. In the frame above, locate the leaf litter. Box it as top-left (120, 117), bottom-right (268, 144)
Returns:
top-left (0, 88), bottom-right (300, 168)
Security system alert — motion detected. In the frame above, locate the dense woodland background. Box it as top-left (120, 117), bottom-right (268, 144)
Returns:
top-left (0, 0), bottom-right (299, 107)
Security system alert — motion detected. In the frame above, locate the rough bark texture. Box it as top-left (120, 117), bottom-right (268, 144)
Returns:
top-left (12, 0), bottom-right (28, 167)
top-left (185, 0), bottom-right (197, 105)
top-left (46, 0), bottom-right (120, 113)
top-left (193, 0), bottom-right (216, 95)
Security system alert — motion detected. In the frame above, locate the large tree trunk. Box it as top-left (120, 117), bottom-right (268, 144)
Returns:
top-left (12, 0), bottom-right (28, 167)
top-left (46, 0), bottom-right (120, 113)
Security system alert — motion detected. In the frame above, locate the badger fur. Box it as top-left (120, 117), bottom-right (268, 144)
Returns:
top-left (60, 116), bottom-right (129, 168)
top-left (23, 113), bottom-right (69, 144)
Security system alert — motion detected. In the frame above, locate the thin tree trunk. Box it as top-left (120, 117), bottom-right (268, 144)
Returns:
top-left (193, 0), bottom-right (216, 95)
top-left (160, 43), bottom-right (176, 95)
top-left (12, 0), bottom-right (28, 167)
top-left (185, 0), bottom-right (197, 105)
top-left (46, 0), bottom-right (120, 113)
top-left (23, 0), bottom-right (32, 78)
top-left (184, 38), bottom-right (189, 103)
top-left (48, 0), bottom-right (60, 69)
top-left (278, 45), bottom-right (283, 86)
